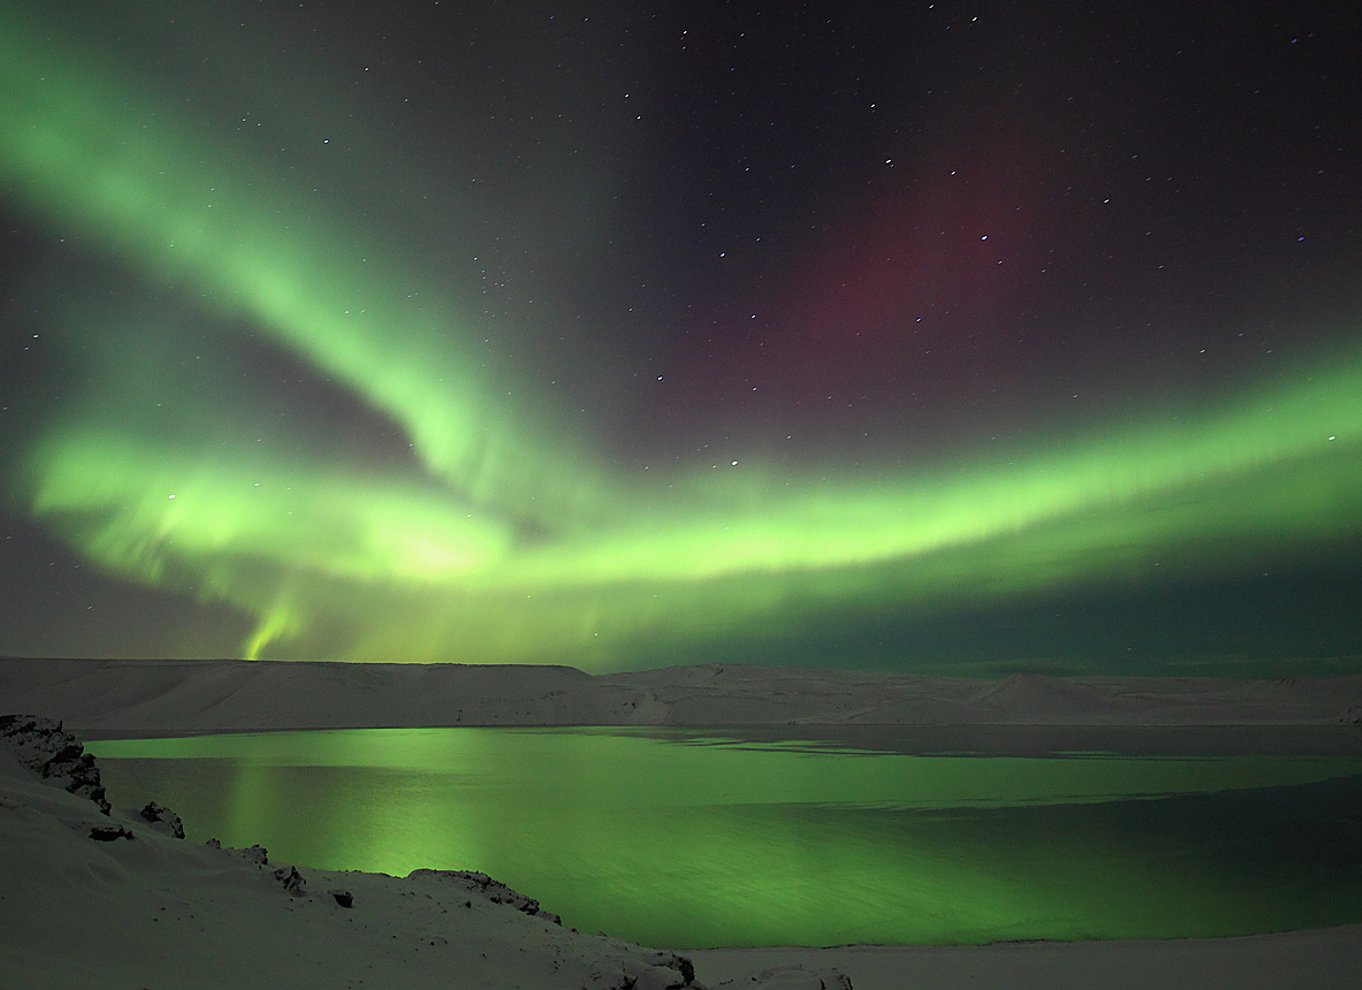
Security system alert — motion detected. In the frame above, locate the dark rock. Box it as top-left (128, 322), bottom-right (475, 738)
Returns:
top-left (635, 951), bottom-right (701, 988)
top-left (89, 824), bottom-right (135, 841)
top-left (274, 865), bottom-right (307, 896)
top-left (140, 801), bottom-right (185, 839)
top-left (0, 714), bottom-right (111, 814)
top-left (205, 838), bottom-right (269, 865)
top-left (742, 967), bottom-right (854, 989)
top-left (600, 951), bottom-right (705, 989)
top-left (407, 868), bottom-right (561, 924)
top-left (329, 889), bottom-right (354, 908)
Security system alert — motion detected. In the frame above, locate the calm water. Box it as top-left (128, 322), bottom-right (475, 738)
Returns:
top-left (88, 727), bottom-right (1362, 947)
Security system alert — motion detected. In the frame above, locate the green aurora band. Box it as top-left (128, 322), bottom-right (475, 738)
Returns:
top-left (3, 6), bottom-right (1360, 666)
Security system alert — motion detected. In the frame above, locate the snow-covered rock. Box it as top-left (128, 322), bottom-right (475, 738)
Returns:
top-left (139, 800), bottom-right (185, 838)
top-left (0, 713), bottom-right (109, 814)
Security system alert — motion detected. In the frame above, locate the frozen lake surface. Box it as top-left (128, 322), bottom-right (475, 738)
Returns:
top-left (90, 726), bottom-right (1362, 947)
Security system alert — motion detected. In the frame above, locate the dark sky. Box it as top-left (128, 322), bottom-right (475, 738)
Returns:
top-left (1, 1), bottom-right (1360, 672)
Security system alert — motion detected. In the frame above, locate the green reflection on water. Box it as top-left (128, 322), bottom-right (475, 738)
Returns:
top-left (89, 728), bottom-right (1362, 946)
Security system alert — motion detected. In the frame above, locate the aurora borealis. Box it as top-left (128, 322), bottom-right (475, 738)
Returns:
top-left (2, 2), bottom-right (1360, 670)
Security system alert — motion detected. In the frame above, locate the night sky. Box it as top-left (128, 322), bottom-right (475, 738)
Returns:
top-left (2, 1), bottom-right (1360, 673)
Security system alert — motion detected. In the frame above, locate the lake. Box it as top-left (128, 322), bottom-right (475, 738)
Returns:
top-left (87, 726), bottom-right (1362, 947)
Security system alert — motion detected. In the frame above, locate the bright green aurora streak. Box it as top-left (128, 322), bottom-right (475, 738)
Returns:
top-left (3, 6), bottom-right (1359, 666)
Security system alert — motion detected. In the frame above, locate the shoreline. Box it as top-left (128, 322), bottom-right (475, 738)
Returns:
top-left (5, 655), bottom-right (1362, 737)
top-left (78, 721), bottom-right (1362, 760)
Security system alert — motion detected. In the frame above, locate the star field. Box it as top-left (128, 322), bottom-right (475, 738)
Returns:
top-left (1, 1), bottom-right (1360, 672)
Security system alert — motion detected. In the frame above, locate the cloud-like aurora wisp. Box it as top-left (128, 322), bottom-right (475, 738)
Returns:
top-left (2, 3), bottom-right (1360, 665)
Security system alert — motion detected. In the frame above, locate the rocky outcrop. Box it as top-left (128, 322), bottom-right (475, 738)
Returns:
top-left (0, 713), bottom-right (110, 814)
top-left (586, 950), bottom-right (704, 989)
top-left (140, 801), bottom-right (185, 838)
top-left (89, 824), bottom-right (135, 841)
top-left (740, 967), bottom-right (854, 989)
top-left (403, 872), bottom-right (712, 989)
top-left (632, 951), bottom-right (699, 989)
top-left (204, 838), bottom-right (269, 865)
top-left (408, 868), bottom-right (563, 924)
top-left (274, 865), bottom-right (308, 896)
